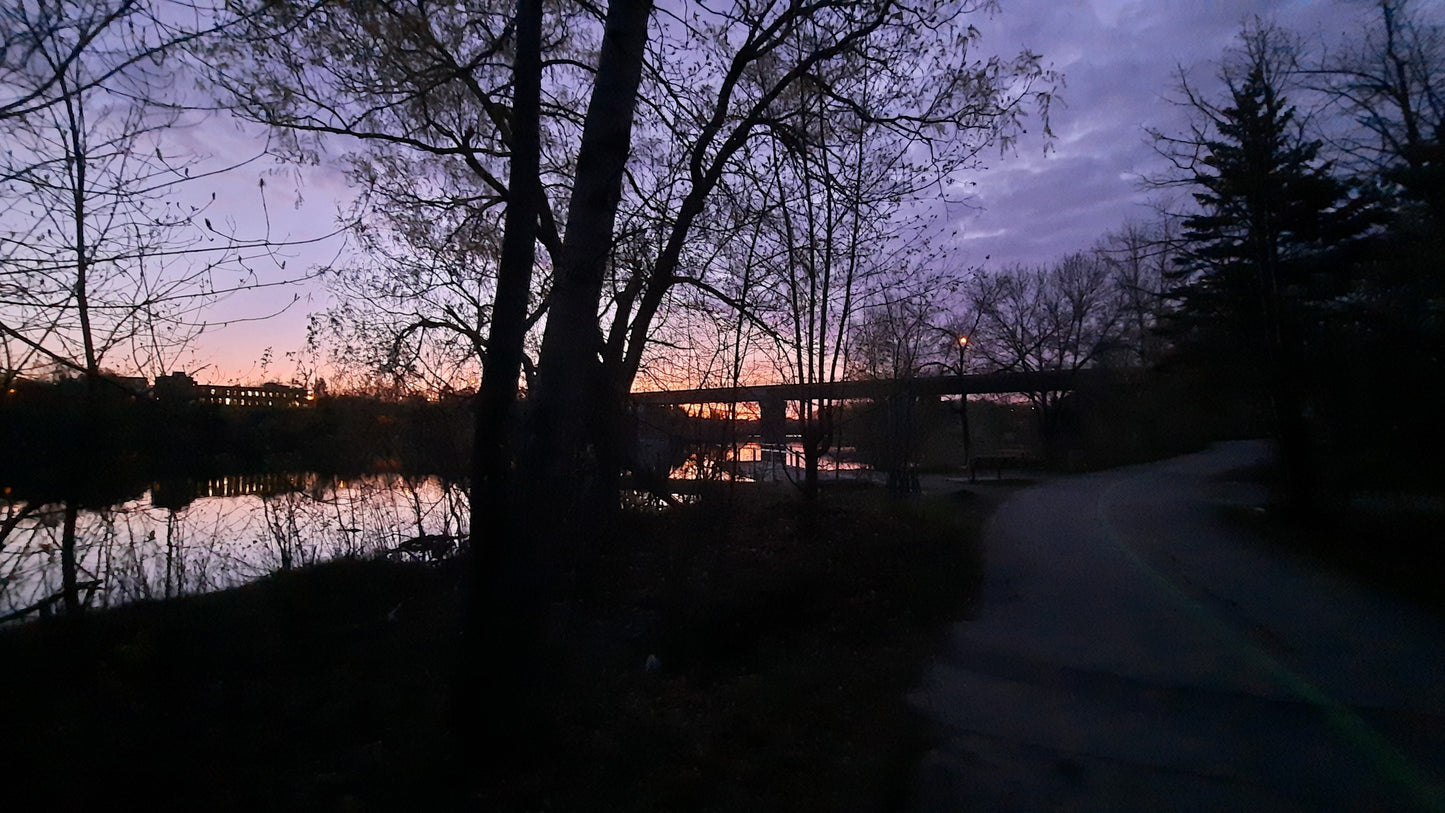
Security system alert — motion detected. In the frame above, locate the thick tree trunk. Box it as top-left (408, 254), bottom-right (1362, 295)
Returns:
top-left (526, 0), bottom-right (652, 509)
top-left (470, 0), bottom-right (543, 578)
top-left (474, 0), bottom-right (544, 521)
top-left (462, 0), bottom-right (545, 770)
top-left (457, 1), bottom-right (653, 776)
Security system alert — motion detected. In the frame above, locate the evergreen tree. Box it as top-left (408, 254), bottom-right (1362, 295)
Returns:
top-left (1160, 24), bottom-right (1375, 512)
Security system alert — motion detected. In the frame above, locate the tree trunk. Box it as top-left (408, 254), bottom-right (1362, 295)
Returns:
top-left (470, 0), bottom-right (544, 581)
top-left (474, 0), bottom-right (544, 519)
top-left (61, 502), bottom-right (81, 616)
top-left (462, 0), bottom-right (546, 770)
top-left (803, 429), bottom-right (821, 502)
top-left (458, 0), bottom-right (653, 773)
top-left (526, 0), bottom-right (652, 508)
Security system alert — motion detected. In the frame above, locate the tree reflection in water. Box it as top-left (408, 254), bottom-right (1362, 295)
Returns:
top-left (0, 474), bottom-right (469, 622)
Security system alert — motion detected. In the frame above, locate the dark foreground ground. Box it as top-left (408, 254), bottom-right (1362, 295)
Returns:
top-left (1, 481), bottom-right (998, 812)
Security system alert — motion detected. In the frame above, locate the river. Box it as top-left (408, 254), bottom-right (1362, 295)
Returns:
top-left (0, 473), bottom-right (469, 622)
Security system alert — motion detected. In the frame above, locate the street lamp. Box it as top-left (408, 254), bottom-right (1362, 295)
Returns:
top-left (955, 336), bottom-right (976, 482)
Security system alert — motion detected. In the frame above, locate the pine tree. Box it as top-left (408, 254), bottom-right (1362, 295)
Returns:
top-left (1162, 24), bottom-right (1374, 512)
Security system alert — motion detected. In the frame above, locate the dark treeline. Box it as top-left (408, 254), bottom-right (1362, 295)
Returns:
top-left (1149, 16), bottom-right (1445, 504)
top-left (0, 388), bottom-right (473, 501)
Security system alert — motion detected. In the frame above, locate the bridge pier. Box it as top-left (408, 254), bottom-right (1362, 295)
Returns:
top-left (884, 387), bottom-right (920, 495)
top-left (758, 391), bottom-right (787, 466)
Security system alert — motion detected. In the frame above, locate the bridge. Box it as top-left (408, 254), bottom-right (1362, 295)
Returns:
top-left (629, 369), bottom-right (1099, 480)
top-left (631, 369), bottom-right (1090, 408)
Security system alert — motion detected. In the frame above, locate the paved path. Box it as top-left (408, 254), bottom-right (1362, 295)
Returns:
top-left (911, 440), bottom-right (1445, 811)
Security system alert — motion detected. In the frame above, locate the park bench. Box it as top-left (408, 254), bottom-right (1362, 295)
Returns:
top-left (971, 448), bottom-right (1032, 481)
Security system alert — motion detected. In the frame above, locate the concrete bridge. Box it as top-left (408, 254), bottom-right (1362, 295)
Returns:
top-left (632, 369), bottom-right (1094, 442)
top-left (630, 369), bottom-right (1098, 482)
top-left (630, 369), bottom-right (1091, 408)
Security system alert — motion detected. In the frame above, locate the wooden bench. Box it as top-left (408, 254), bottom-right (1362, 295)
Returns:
top-left (970, 449), bottom-right (1032, 481)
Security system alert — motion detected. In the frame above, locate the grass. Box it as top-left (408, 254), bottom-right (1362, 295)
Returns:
top-left (0, 481), bottom-right (987, 812)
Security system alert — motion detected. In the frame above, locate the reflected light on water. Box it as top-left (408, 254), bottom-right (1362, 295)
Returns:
top-left (668, 442), bottom-right (870, 482)
top-left (0, 474), bottom-right (469, 623)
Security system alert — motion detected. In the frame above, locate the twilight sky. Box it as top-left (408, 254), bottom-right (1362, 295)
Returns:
top-left (195, 0), bottom-right (1363, 383)
top-left (943, 0), bottom-right (1353, 269)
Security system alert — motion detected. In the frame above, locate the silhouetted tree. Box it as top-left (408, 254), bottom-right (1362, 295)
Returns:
top-left (1, 0), bottom-right (182, 122)
top-left (849, 285), bottom-right (948, 492)
top-left (962, 253), bottom-right (1124, 458)
top-left (205, 7), bottom-right (1055, 781)
top-left (1156, 22), bottom-right (1376, 512)
top-left (1297, 1), bottom-right (1445, 488)
top-left (208, 0), bottom-right (1056, 513)
top-left (850, 287), bottom-right (947, 383)
top-left (1096, 218), bottom-right (1178, 367)
top-left (1312, 0), bottom-right (1445, 227)
top-left (2, 0), bottom-right (324, 615)
top-left (1, 1), bottom-right (327, 391)
top-left (743, 59), bottom-right (915, 500)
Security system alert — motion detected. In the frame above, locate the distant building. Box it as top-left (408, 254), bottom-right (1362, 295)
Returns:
top-left (155, 372), bottom-right (310, 407)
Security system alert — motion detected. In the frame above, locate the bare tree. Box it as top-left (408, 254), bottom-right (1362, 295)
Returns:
top-left (309, 176), bottom-right (503, 396)
top-left (963, 253), bottom-right (1124, 456)
top-left (1095, 218), bottom-right (1178, 366)
top-left (1, 0), bottom-right (328, 616)
top-left (204, 0), bottom-right (1056, 504)
top-left (849, 280), bottom-right (950, 491)
top-left (850, 285), bottom-right (948, 384)
top-left (1, 0), bottom-right (320, 389)
top-left (751, 69), bottom-right (897, 498)
top-left (0, 0), bottom-right (226, 122)
top-left (197, 1), bottom-right (1058, 776)
top-left (1311, 0), bottom-right (1445, 217)
top-left (605, 0), bottom-right (1054, 393)
top-left (594, 1), bottom-right (1055, 501)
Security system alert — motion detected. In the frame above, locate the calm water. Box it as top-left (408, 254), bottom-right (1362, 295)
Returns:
top-left (0, 473), bottom-right (469, 622)
top-left (2, 450), bottom-right (877, 620)
top-left (671, 441), bottom-right (870, 482)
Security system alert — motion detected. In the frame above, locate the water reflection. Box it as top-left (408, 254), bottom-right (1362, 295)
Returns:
top-left (669, 442), bottom-right (870, 482)
top-left (150, 471), bottom-right (314, 508)
top-left (0, 474), bottom-right (469, 623)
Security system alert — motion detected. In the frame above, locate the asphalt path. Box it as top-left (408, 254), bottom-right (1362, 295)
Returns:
top-left (910, 440), bottom-right (1445, 811)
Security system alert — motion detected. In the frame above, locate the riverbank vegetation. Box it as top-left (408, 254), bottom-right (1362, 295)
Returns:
top-left (1, 482), bottom-right (988, 812)
top-left (0, 391), bottom-right (473, 495)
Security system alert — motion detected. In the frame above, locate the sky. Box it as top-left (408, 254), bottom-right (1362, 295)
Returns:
top-left (188, 0), bottom-right (1365, 383)
top-left (944, 0), bottom-right (1355, 269)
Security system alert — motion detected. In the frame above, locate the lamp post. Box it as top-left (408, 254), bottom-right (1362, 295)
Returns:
top-left (957, 336), bottom-right (974, 483)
